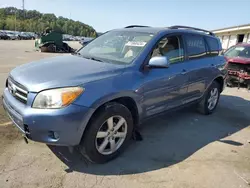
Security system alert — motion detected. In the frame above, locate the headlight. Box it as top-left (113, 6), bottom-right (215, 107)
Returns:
top-left (32, 87), bottom-right (84, 109)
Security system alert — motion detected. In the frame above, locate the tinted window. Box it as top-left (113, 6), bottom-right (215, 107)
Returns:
top-left (151, 35), bottom-right (184, 64)
top-left (206, 37), bottom-right (220, 56)
top-left (186, 35), bottom-right (206, 60)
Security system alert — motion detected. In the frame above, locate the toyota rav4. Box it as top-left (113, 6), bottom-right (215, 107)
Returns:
top-left (2, 25), bottom-right (227, 163)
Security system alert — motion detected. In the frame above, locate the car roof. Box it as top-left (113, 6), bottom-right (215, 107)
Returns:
top-left (112, 26), bottom-right (216, 38)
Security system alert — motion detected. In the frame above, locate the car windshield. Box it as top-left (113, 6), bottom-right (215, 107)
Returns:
top-left (224, 46), bottom-right (250, 58)
top-left (77, 30), bottom-right (154, 64)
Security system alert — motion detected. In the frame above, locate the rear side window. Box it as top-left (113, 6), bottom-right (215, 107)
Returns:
top-left (206, 37), bottom-right (220, 56)
top-left (185, 35), bottom-right (206, 60)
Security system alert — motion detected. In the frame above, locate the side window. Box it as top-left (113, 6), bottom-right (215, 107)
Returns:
top-left (206, 37), bottom-right (220, 56)
top-left (151, 35), bottom-right (184, 64)
top-left (185, 35), bottom-right (207, 60)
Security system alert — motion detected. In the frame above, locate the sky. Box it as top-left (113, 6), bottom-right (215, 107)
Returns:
top-left (0, 0), bottom-right (250, 32)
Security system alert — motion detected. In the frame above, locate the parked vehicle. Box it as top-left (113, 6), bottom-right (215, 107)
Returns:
top-left (0, 31), bottom-right (10, 40)
top-left (2, 25), bottom-right (227, 163)
top-left (224, 43), bottom-right (250, 89)
top-left (18, 32), bottom-right (31, 40)
top-left (63, 34), bottom-right (71, 41)
top-left (16, 32), bottom-right (24, 40)
top-left (24, 32), bottom-right (37, 40)
top-left (5, 31), bottom-right (18, 40)
top-left (35, 30), bottom-right (74, 53)
top-left (79, 37), bottom-right (94, 47)
top-left (27, 32), bottom-right (36, 40)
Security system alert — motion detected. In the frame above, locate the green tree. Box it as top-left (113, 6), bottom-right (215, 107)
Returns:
top-left (5, 17), bottom-right (15, 30)
top-left (0, 7), bottom-right (97, 37)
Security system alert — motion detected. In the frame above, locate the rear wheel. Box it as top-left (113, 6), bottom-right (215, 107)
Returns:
top-left (79, 102), bottom-right (133, 163)
top-left (47, 44), bottom-right (56, 52)
top-left (198, 81), bottom-right (220, 115)
top-left (40, 44), bottom-right (56, 52)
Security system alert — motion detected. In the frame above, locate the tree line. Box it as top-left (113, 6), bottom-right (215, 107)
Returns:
top-left (0, 7), bottom-right (97, 37)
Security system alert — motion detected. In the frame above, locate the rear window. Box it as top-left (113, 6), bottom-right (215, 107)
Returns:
top-left (185, 35), bottom-right (206, 60)
top-left (206, 37), bottom-right (220, 56)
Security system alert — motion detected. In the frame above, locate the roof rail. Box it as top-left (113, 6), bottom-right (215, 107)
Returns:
top-left (169, 25), bottom-right (215, 36)
top-left (125, 25), bottom-right (150, 28)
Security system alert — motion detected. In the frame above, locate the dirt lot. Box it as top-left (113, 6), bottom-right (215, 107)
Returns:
top-left (0, 40), bottom-right (250, 188)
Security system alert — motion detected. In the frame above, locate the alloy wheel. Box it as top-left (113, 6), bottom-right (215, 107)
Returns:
top-left (207, 88), bottom-right (219, 110)
top-left (95, 116), bottom-right (127, 155)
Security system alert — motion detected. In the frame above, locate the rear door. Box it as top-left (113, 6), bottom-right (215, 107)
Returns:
top-left (182, 34), bottom-right (215, 103)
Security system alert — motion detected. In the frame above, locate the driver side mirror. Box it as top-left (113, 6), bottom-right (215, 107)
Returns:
top-left (147, 56), bottom-right (170, 68)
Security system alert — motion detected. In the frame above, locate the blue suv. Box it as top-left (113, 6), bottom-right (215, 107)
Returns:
top-left (2, 25), bottom-right (227, 163)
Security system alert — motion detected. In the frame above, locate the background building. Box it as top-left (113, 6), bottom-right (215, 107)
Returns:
top-left (212, 23), bottom-right (250, 50)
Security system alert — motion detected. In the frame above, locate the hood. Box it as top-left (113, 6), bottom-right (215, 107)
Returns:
top-left (10, 55), bottom-right (126, 92)
top-left (225, 56), bottom-right (250, 64)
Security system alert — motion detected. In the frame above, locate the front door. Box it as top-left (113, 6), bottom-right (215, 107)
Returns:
top-left (141, 35), bottom-right (190, 117)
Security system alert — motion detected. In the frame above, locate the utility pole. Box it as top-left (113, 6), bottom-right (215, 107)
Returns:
top-left (22, 0), bottom-right (25, 18)
top-left (15, 11), bottom-right (17, 31)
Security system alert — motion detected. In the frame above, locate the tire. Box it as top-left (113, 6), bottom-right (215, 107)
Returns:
top-left (197, 81), bottom-right (221, 115)
top-left (62, 42), bottom-right (71, 52)
top-left (78, 102), bottom-right (134, 163)
top-left (47, 44), bottom-right (56, 52)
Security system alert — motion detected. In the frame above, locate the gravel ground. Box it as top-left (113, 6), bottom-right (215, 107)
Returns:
top-left (0, 40), bottom-right (250, 188)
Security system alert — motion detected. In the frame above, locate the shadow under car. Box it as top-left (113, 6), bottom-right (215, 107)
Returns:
top-left (48, 94), bottom-right (250, 175)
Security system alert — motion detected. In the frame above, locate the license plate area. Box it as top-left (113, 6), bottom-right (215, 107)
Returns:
top-left (2, 97), bottom-right (25, 133)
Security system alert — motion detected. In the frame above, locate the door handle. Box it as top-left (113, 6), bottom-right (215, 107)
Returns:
top-left (181, 69), bottom-right (187, 75)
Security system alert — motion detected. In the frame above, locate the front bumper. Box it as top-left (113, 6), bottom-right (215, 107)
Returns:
top-left (227, 70), bottom-right (250, 85)
top-left (2, 88), bottom-right (94, 146)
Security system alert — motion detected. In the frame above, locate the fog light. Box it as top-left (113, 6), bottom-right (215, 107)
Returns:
top-left (49, 131), bottom-right (60, 140)
top-left (53, 132), bottom-right (59, 139)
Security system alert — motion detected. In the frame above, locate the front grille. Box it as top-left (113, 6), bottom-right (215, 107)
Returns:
top-left (7, 78), bottom-right (28, 104)
top-left (227, 62), bottom-right (250, 72)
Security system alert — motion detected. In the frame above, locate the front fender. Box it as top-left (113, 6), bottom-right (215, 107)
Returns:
top-left (73, 74), bottom-right (143, 117)
top-left (90, 90), bottom-right (142, 114)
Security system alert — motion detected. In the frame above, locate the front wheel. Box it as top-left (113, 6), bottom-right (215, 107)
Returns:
top-left (198, 81), bottom-right (220, 115)
top-left (79, 102), bottom-right (134, 163)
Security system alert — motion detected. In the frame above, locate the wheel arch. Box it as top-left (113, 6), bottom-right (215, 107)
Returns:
top-left (80, 95), bottom-right (141, 143)
top-left (213, 76), bottom-right (224, 93)
top-left (91, 95), bottom-right (140, 126)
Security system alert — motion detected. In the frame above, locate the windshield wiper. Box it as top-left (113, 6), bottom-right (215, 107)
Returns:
top-left (83, 56), bottom-right (104, 62)
top-left (71, 51), bottom-right (81, 55)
